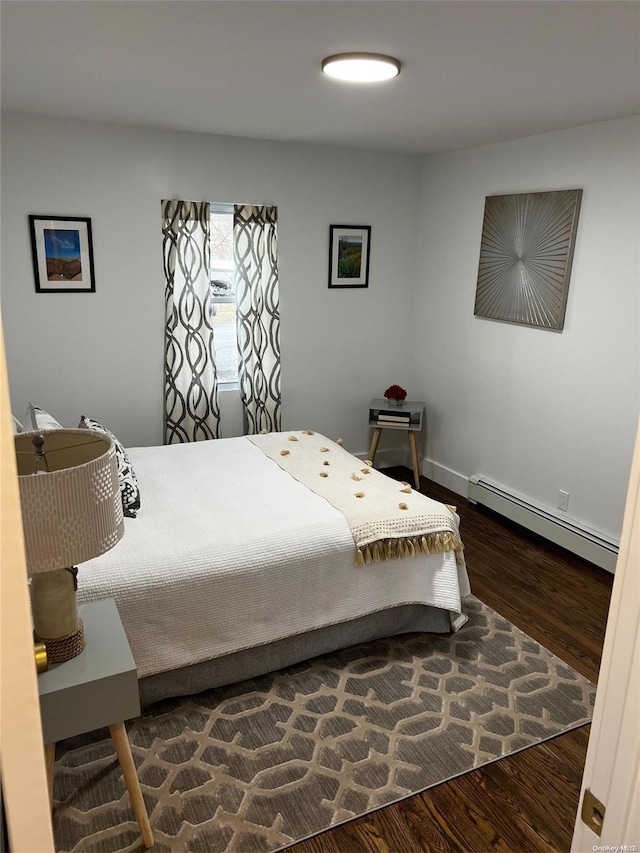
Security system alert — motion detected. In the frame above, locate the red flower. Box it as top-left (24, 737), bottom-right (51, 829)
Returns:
top-left (384, 384), bottom-right (407, 401)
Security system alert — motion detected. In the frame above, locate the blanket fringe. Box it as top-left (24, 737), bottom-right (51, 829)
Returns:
top-left (356, 531), bottom-right (463, 566)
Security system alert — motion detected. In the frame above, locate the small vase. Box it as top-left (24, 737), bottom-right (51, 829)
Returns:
top-left (386, 398), bottom-right (404, 407)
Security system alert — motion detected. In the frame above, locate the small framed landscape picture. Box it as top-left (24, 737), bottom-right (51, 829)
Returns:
top-left (29, 215), bottom-right (95, 293)
top-left (328, 224), bottom-right (371, 288)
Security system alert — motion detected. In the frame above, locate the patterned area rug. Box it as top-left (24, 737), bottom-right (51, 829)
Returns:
top-left (51, 597), bottom-right (595, 852)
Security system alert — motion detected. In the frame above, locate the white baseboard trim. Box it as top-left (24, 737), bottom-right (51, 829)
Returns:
top-left (420, 457), bottom-right (469, 497)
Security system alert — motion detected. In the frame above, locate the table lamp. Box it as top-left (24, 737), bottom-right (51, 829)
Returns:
top-left (15, 428), bottom-right (124, 663)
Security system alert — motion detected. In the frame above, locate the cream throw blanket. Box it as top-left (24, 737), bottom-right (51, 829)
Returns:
top-left (248, 431), bottom-right (464, 566)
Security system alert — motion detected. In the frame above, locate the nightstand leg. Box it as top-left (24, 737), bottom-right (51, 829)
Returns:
top-left (109, 722), bottom-right (154, 848)
top-left (408, 431), bottom-right (421, 490)
top-left (44, 742), bottom-right (56, 805)
top-left (369, 428), bottom-right (382, 466)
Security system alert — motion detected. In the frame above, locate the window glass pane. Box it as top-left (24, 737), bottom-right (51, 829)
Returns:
top-left (210, 212), bottom-right (233, 261)
top-left (211, 303), bottom-right (237, 384)
top-left (210, 212), bottom-right (235, 297)
top-left (210, 209), bottom-right (238, 383)
top-left (211, 213), bottom-right (233, 296)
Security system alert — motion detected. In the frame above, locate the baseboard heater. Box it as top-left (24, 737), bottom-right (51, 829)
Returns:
top-left (467, 475), bottom-right (618, 574)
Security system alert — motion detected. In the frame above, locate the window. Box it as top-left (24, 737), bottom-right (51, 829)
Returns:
top-left (210, 204), bottom-right (238, 385)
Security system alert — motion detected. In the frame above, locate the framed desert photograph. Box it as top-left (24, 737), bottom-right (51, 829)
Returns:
top-left (29, 215), bottom-right (95, 293)
top-left (328, 224), bottom-right (371, 288)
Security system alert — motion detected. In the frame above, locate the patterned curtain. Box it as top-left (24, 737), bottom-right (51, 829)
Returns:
top-left (162, 199), bottom-right (221, 443)
top-left (234, 205), bottom-right (281, 434)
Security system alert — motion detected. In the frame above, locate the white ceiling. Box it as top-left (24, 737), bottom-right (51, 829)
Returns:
top-left (1, 1), bottom-right (639, 155)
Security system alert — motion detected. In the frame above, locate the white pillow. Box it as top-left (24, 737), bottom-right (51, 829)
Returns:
top-left (26, 403), bottom-right (63, 431)
top-left (12, 414), bottom-right (24, 433)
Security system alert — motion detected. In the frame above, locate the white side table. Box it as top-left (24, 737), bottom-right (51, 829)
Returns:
top-left (368, 399), bottom-right (425, 489)
top-left (38, 598), bottom-right (153, 849)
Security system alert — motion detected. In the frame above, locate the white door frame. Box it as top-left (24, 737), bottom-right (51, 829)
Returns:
top-left (571, 420), bottom-right (640, 850)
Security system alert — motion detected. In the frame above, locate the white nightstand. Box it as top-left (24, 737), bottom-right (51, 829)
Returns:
top-left (368, 398), bottom-right (425, 489)
top-left (38, 598), bottom-right (153, 849)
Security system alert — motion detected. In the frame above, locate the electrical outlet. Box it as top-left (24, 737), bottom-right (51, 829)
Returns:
top-left (558, 490), bottom-right (570, 512)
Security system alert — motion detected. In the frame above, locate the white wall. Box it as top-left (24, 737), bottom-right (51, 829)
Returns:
top-left (2, 112), bottom-right (638, 542)
top-left (0, 112), bottom-right (422, 453)
top-left (413, 117), bottom-right (640, 541)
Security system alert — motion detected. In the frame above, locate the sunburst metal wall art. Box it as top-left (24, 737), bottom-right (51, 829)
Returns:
top-left (474, 189), bottom-right (582, 330)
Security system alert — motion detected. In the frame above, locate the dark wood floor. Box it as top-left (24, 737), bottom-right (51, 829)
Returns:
top-left (292, 467), bottom-right (614, 853)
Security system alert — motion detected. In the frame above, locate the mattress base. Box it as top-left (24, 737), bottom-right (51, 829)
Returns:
top-left (139, 604), bottom-right (451, 706)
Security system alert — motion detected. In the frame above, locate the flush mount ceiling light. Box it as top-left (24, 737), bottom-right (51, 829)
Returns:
top-left (321, 53), bottom-right (401, 83)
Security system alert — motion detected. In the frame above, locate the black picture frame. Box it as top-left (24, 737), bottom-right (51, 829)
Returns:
top-left (29, 215), bottom-right (96, 293)
top-left (328, 224), bottom-right (371, 288)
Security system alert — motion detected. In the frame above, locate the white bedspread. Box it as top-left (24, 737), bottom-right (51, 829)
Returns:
top-left (79, 437), bottom-right (471, 678)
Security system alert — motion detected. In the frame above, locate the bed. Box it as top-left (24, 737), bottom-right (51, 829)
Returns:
top-left (77, 431), bottom-right (471, 706)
